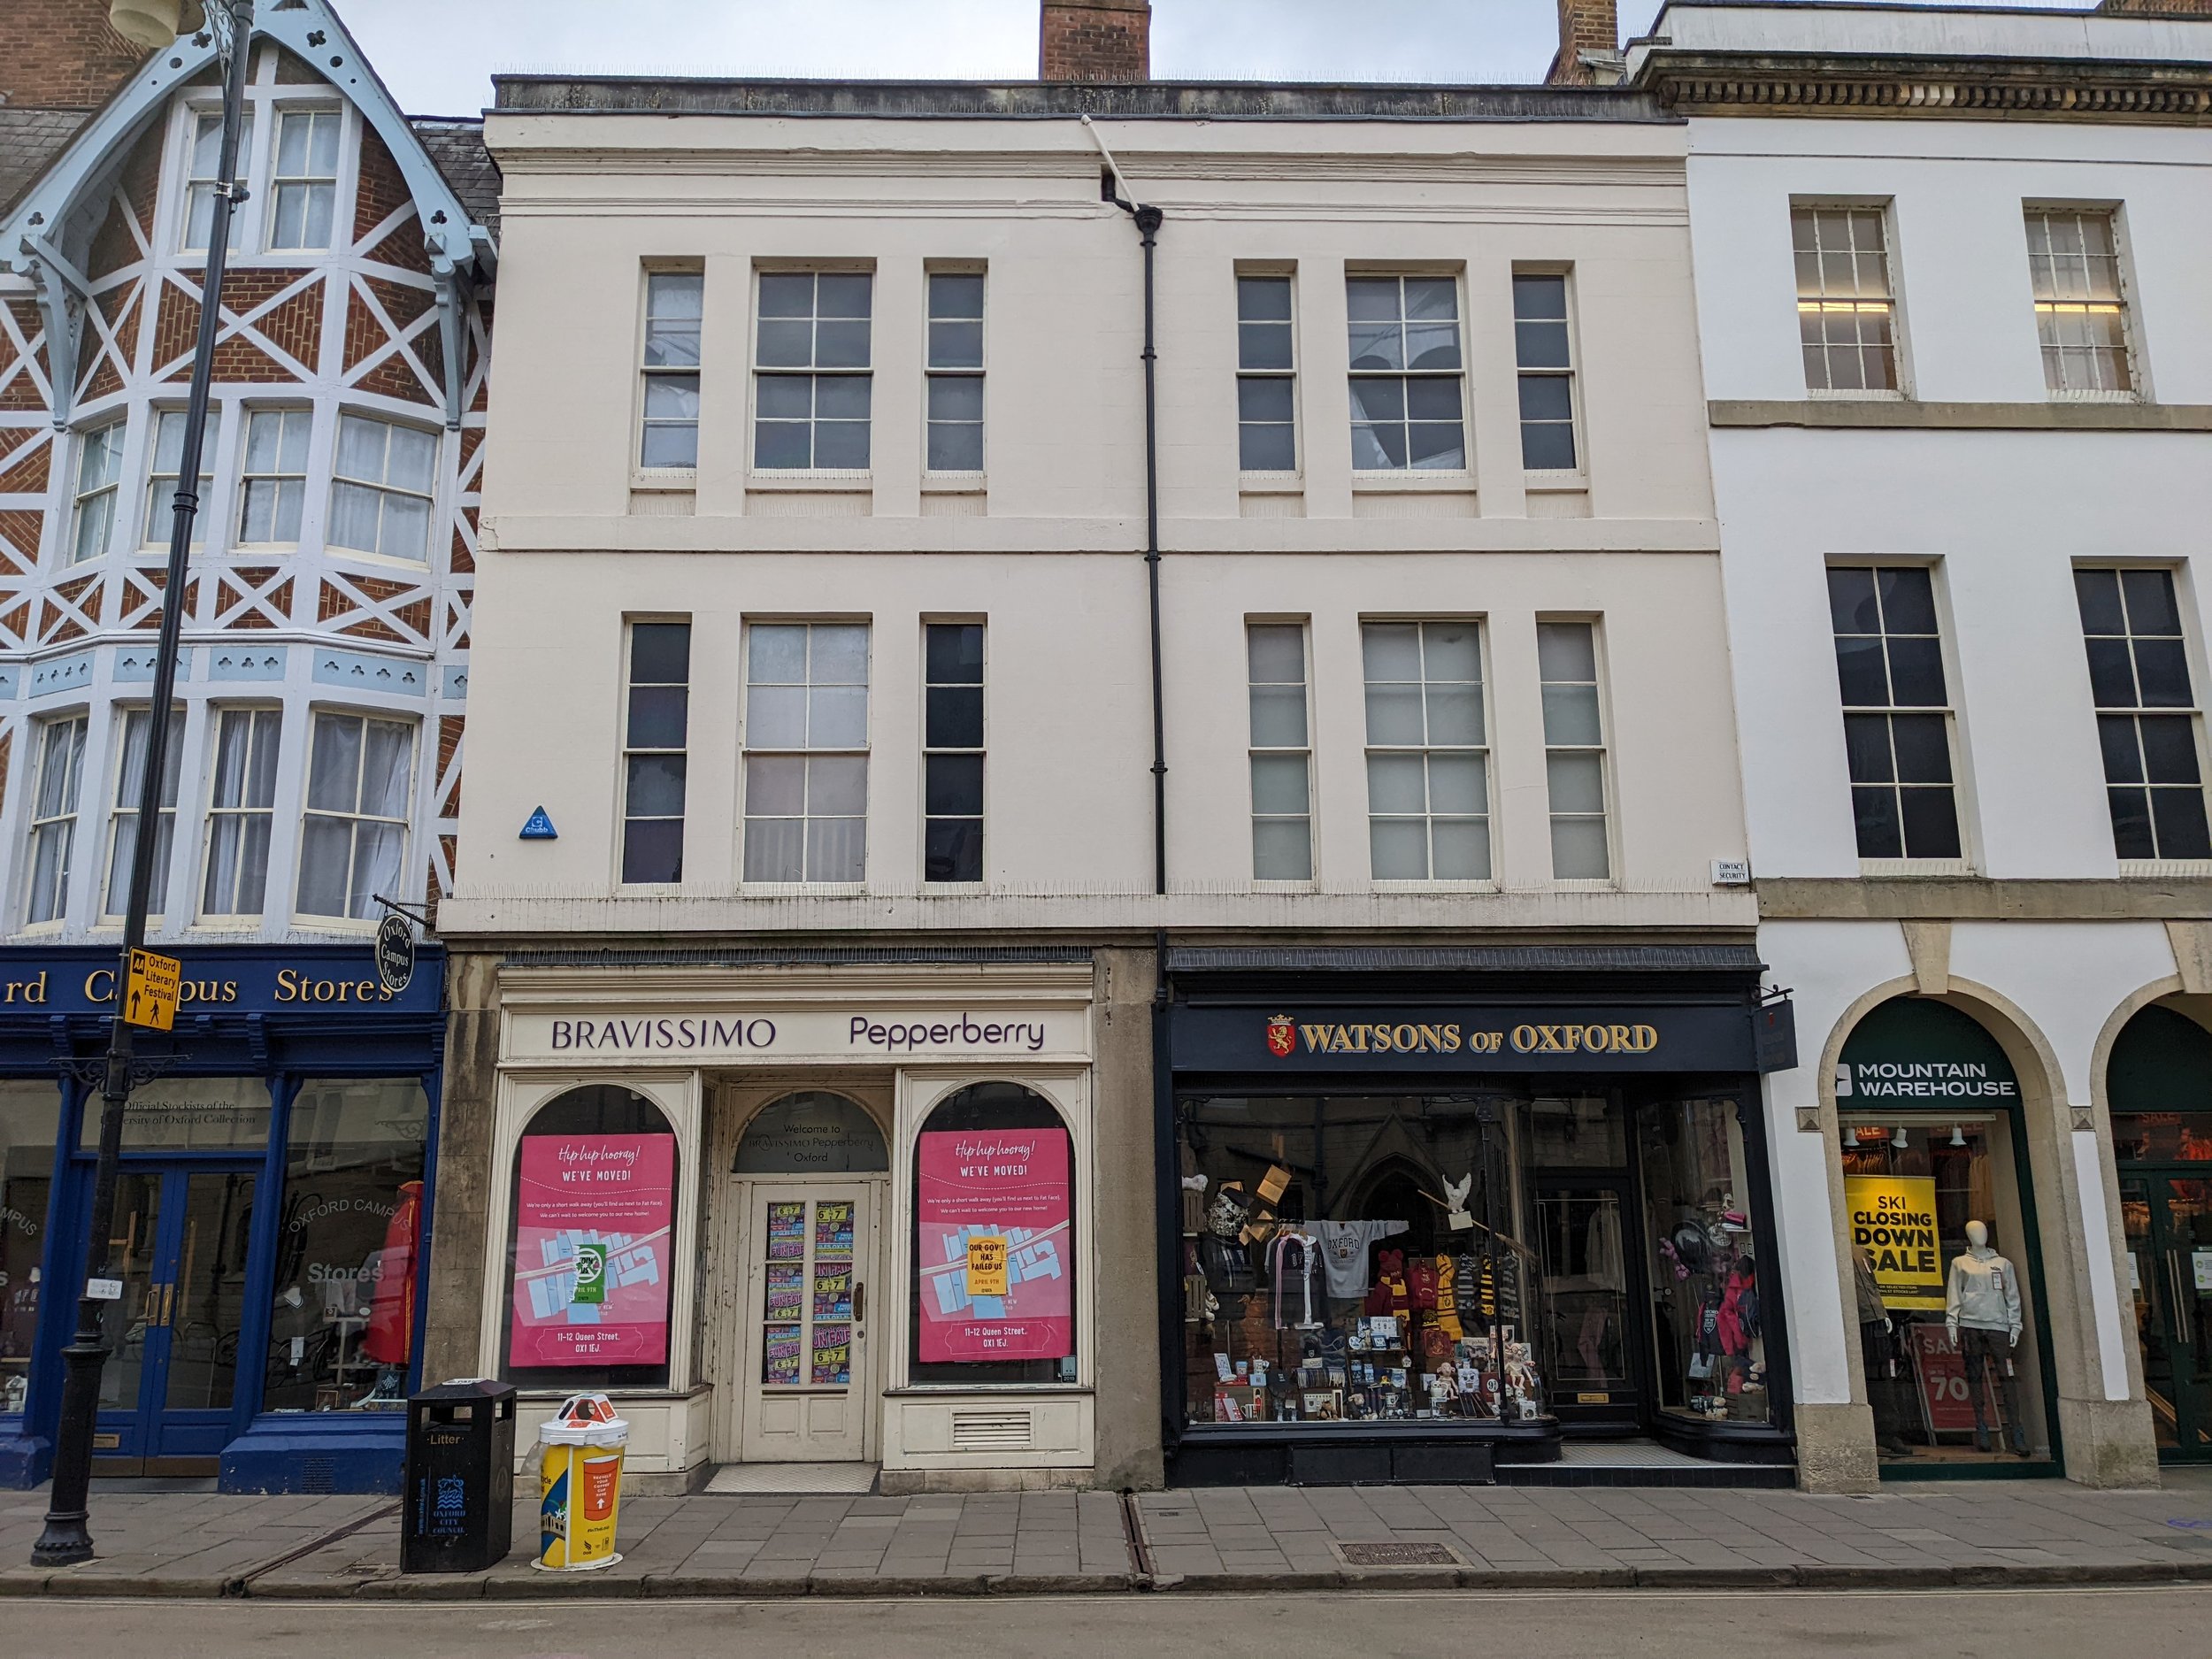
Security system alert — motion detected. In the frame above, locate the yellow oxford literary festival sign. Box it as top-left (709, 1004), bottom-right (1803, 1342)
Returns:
top-left (1846, 1174), bottom-right (1945, 1311)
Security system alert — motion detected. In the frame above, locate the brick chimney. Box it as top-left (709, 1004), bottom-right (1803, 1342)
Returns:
top-left (1040, 0), bottom-right (1152, 82)
top-left (0, 0), bottom-right (164, 111)
top-left (1546, 0), bottom-right (1621, 86)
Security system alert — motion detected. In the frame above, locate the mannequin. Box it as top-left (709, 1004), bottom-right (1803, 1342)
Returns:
top-left (1946, 1219), bottom-right (2028, 1455)
top-left (1853, 1246), bottom-right (1913, 1455)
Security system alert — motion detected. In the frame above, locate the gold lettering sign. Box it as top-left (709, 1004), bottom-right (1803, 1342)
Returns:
top-left (1272, 1018), bottom-right (1661, 1058)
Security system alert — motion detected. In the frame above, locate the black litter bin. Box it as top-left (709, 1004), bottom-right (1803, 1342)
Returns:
top-left (403, 1379), bottom-right (517, 1573)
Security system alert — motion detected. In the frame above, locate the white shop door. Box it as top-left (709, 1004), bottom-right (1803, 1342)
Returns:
top-left (740, 1186), bottom-right (875, 1462)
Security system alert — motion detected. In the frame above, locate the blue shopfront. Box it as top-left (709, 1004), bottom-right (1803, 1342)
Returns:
top-left (0, 944), bottom-right (444, 1494)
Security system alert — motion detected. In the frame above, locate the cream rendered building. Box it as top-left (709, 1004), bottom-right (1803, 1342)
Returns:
top-left (432, 18), bottom-right (1785, 1494)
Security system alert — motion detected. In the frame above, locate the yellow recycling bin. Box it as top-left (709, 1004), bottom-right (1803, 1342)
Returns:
top-left (534, 1393), bottom-right (628, 1571)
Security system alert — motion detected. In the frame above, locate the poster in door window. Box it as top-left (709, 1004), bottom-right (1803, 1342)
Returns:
top-left (917, 1127), bottom-right (1072, 1363)
top-left (812, 1322), bottom-right (852, 1385)
top-left (508, 1133), bottom-right (677, 1368)
top-left (814, 1201), bottom-right (854, 1256)
top-left (764, 1263), bottom-right (805, 1321)
top-left (766, 1202), bottom-right (806, 1259)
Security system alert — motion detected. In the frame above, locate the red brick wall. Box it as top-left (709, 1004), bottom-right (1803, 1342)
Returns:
top-left (1547, 0), bottom-right (1617, 85)
top-left (1040, 0), bottom-right (1150, 82)
top-left (1, 0), bottom-right (163, 110)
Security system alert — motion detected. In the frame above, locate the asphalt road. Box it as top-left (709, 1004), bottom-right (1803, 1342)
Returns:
top-left (8, 1586), bottom-right (2212, 1658)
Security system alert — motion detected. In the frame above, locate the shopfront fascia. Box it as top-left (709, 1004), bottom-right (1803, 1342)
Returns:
top-left (1159, 947), bottom-right (1798, 1486)
top-left (479, 961), bottom-right (1099, 1490)
top-left (0, 944), bottom-right (447, 1493)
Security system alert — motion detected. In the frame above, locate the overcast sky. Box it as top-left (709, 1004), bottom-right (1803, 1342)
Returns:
top-left (343, 0), bottom-right (2071, 117)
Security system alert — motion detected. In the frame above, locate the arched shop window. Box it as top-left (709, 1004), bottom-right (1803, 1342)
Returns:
top-left (0, 1082), bottom-right (62, 1416)
top-left (501, 1084), bottom-right (679, 1391)
top-left (1838, 997), bottom-right (2055, 1469)
top-left (265, 1078), bottom-right (430, 1413)
top-left (910, 1082), bottom-right (1076, 1385)
top-left (2109, 1004), bottom-right (2212, 1163)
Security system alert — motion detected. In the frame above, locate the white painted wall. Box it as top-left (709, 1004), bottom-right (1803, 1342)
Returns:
top-left (449, 110), bottom-right (1755, 936)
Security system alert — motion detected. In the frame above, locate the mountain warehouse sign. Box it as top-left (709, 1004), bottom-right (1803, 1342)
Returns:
top-left (1836, 1061), bottom-right (2017, 1101)
top-left (1837, 996), bottom-right (2022, 1106)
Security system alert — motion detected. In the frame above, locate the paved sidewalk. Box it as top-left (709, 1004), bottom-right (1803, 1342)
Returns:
top-left (2, 1472), bottom-right (2211, 1598)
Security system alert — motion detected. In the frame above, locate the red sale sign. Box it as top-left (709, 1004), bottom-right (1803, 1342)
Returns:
top-left (917, 1128), bottom-right (1072, 1363)
top-left (507, 1133), bottom-right (676, 1369)
top-left (1905, 1321), bottom-right (1987, 1432)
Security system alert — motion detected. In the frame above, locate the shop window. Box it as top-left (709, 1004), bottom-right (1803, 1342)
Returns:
top-left (1839, 997), bottom-right (2052, 1467)
top-left (263, 1079), bottom-right (429, 1413)
top-left (0, 1082), bottom-right (61, 1417)
top-left (77, 1076), bottom-right (271, 1152)
top-left (2109, 1003), bottom-right (2212, 1163)
top-left (501, 1085), bottom-right (678, 1391)
top-left (910, 1082), bottom-right (1075, 1386)
top-left (1638, 1097), bottom-right (1771, 1427)
top-left (1178, 1094), bottom-right (1541, 1428)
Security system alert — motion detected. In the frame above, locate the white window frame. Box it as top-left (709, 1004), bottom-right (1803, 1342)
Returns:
top-left (741, 620), bottom-right (872, 885)
top-left (1791, 199), bottom-right (1906, 399)
top-left (1235, 270), bottom-right (1298, 479)
top-left (1246, 619), bottom-right (1313, 882)
top-left (142, 408), bottom-right (216, 550)
top-left (749, 267), bottom-right (875, 478)
top-left (265, 105), bottom-right (342, 254)
top-left (326, 411), bottom-right (438, 565)
top-left (101, 704), bottom-right (186, 923)
top-left (638, 268), bottom-right (703, 477)
top-left (199, 704), bottom-right (283, 923)
top-left (2024, 203), bottom-right (2139, 402)
top-left (235, 405), bottom-right (312, 546)
top-left (1512, 269), bottom-right (1584, 478)
top-left (179, 106), bottom-right (255, 255)
top-left (1346, 271), bottom-right (1468, 477)
top-left (1537, 618), bottom-right (1612, 881)
top-left (293, 708), bottom-right (416, 925)
top-left (23, 714), bottom-right (88, 929)
top-left (70, 419), bottom-right (126, 565)
top-left (1361, 618), bottom-right (1492, 884)
top-left (924, 268), bottom-right (986, 480)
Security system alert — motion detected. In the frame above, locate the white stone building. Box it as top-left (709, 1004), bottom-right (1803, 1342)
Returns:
top-left (1623, 0), bottom-right (2212, 1488)
top-left (433, 4), bottom-right (1795, 1494)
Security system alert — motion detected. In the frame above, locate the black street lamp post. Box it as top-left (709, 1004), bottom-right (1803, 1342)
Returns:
top-left (31, 0), bottom-right (254, 1568)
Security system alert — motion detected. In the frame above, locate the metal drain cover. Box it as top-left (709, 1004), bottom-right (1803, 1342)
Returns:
top-left (1338, 1540), bottom-right (1459, 1567)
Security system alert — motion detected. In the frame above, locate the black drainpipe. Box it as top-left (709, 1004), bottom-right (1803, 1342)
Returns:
top-left (1096, 155), bottom-right (1168, 896)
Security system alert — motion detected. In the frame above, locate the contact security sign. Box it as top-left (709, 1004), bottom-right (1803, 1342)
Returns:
top-left (1846, 1174), bottom-right (1946, 1311)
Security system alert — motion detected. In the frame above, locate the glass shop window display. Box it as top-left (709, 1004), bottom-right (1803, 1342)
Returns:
top-left (1639, 1098), bottom-right (1771, 1425)
top-left (1841, 1114), bottom-right (2049, 1463)
top-left (263, 1079), bottom-right (429, 1412)
top-left (1179, 1095), bottom-right (1544, 1428)
top-left (0, 1083), bottom-right (60, 1416)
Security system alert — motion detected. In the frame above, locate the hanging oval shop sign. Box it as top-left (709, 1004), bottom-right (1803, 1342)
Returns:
top-left (375, 911), bottom-right (417, 997)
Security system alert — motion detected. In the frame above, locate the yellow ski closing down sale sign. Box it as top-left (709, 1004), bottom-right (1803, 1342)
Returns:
top-left (1845, 1174), bottom-right (1946, 1310)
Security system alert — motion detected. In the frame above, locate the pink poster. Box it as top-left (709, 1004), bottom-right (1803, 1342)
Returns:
top-left (508, 1133), bottom-right (676, 1369)
top-left (918, 1127), bottom-right (1072, 1363)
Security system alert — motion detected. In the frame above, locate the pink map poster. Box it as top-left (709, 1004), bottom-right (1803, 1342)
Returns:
top-left (917, 1127), bottom-right (1072, 1363)
top-left (508, 1133), bottom-right (676, 1368)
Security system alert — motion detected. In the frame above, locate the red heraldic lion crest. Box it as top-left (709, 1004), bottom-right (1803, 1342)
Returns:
top-left (1265, 1014), bottom-right (1296, 1057)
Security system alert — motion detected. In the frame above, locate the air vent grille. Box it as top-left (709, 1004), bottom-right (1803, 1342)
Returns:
top-left (949, 1409), bottom-right (1033, 1451)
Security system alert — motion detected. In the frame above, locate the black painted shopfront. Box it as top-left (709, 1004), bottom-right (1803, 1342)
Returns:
top-left (1156, 945), bottom-right (1797, 1486)
top-left (0, 944), bottom-right (444, 1493)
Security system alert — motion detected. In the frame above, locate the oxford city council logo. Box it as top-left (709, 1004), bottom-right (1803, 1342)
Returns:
top-left (1265, 1014), bottom-right (1297, 1057)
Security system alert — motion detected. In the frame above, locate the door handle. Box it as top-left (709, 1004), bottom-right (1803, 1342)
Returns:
top-left (2175, 1253), bottom-right (2196, 1338)
top-left (853, 1281), bottom-right (865, 1324)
